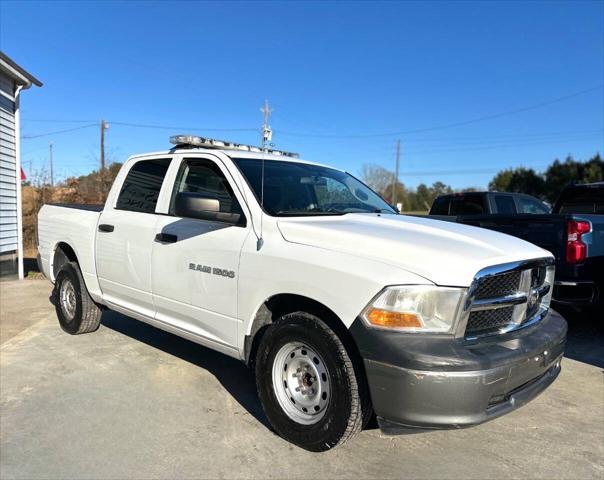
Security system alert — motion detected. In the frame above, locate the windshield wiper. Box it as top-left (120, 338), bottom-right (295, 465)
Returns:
top-left (274, 209), bottom-right (346, 216)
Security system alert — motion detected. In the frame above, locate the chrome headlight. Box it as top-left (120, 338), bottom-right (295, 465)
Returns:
top-left (361, 285), bottom-right (466, 333)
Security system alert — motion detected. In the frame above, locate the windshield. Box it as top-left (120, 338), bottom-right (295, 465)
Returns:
top-left (234, 158), bottom-right (396, 216)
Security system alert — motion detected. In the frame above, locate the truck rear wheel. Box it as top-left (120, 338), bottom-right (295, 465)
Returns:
top-left (255, 312), bottom-right (367, 451)
top-left (53, 261), bottom-right (102, 335)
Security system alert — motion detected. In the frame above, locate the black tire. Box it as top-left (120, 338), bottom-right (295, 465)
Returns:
top-left (255, 312), bottom-right (369, 452)
top-left (53, 261), bottom-right (102, 335)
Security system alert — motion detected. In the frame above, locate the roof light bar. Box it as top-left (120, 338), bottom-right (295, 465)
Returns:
top-left (169, 135), bottom-right (299, 158)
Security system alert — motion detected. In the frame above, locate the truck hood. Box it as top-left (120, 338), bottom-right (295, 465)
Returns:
top-left (276, 214), bottom-right (552, 287)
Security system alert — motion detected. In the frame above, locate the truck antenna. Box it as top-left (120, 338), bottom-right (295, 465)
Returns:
top-left (260, 99), bottom-right (273, 150)
top-left (257, 100), bottom-right (273, 250)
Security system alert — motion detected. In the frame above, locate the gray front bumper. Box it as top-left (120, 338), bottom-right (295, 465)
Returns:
top-left (351, 309), bottom-right (567, 432)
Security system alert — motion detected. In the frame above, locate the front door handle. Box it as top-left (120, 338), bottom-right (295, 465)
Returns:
top-left (98, 224), bottom-right (114, 233)
top-left (155, 233), bottom-right (178, 243)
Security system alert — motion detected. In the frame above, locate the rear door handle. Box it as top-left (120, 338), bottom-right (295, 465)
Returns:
top-left (98, 224), bottom-right (114, 232)
top-left (155, 233), bottom-right (178, 243)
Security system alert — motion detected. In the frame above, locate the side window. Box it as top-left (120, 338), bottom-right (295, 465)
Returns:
top-left (517, 197), bottom-right (549, 214)
top-left (170, 158), bottom-right (243, 217)
top-left (494, 195), bottom-right (517, 214)
top-left (450, 195), bottom-right (485, 215)
top-left (116, 159), bottom-right (171, 213)
top-left (430, 196), bottom-right (450, 215)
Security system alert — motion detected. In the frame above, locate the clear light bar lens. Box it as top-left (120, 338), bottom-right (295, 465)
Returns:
top-left (169, 135), bottom-right (299, 158)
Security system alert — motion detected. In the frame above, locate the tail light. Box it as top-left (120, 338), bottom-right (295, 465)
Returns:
top-left (566, 220), bottom-right (591, 264)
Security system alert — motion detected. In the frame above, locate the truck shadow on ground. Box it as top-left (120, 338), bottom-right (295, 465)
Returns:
top-left (99, 309), bottom-right (381, 432)
top-left (98, 306), bottom-right (602, 436)
top-left (555, 306), bottom-right (604, 369)
top-left (100, 310), bottom-right (273, 429)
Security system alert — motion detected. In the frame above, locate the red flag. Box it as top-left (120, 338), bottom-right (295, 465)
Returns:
top-left (20, 167), bottom-right (26, 181)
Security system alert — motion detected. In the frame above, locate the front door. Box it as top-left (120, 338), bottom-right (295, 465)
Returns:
top-left (151, 155), bottom-right (250, 348)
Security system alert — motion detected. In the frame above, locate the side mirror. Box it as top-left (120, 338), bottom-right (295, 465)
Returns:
top-left (174, 192), bottom-right (242, 225)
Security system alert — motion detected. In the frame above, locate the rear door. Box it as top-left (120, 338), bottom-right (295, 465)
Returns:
top-left (95, 157), bottom-right (172, 317)
top-left (491, 194), bottom-right (517, 214)
top-left (150, 154), bottom-right (251, 348)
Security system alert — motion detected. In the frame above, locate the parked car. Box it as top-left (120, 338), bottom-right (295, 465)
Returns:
top-left (429, 183), bottom-right (604, 310)
top-left (37, 135), bottom-right (567, 451)
top-left (429, 191), bottom-right (550, 217)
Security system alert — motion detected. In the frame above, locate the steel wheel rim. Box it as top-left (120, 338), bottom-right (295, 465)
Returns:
top-left (60, 279), bottom-right (77, 321)
top-left (271, 342), bottom-right (331, 425)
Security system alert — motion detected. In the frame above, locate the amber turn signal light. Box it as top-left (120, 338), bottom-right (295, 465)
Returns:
top-left (366, 308), bottom-right (422, 329)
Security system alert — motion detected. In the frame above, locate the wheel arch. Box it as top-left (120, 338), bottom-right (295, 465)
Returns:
top-left (243, 293), bottom-right (363, 371)
top-left (52, 242), bottom-right (79, 280)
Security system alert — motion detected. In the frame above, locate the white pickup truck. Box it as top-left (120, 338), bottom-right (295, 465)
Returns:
top-left (37, 135), bottom-right (567, 451)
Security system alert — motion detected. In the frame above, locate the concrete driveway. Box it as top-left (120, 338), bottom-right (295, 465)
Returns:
top-left (1, 279), bottom-right (603, 479)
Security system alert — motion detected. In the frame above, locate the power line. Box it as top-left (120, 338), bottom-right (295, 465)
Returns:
top-left (21, 118), bottom-right (98, 124)
top-left (398, 129), bottom-right (604, 144)
top-left (109, 121), bottom-right (258, 132)
top-left (20, 121), bottom-right (259, 141)
top-left (401, 165), bottom-right (551, 177)
top-left (402, 134), bottom-right (603, 156)
top-left (273, 85), bottom-right (604, 139)
top-left (21, 124), bottom-right (97, 140)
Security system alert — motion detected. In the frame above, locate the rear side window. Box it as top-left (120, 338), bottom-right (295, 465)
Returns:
top-left (450, 195), bottom-right (485, 215)
top-left (494, 195), bottom-right (517, 214)
top-left (430, 196), bottom-right (450, 215)
top-left (517, 196), bottom-right (549, 214)
top-left (116, 159), bottom-right (171, 213)
top-left (557, 188), bottom-right (604, 214)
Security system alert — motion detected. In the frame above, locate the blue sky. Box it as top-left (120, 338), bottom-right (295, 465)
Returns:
top-left (1, 0), bottom-right (603, 189)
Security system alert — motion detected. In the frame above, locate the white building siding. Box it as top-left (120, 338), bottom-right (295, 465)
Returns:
top-left (0, 73), bottom-right (17, 254)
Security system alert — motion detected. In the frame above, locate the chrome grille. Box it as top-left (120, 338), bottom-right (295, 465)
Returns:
top-left (473, 271), bottom-right (521, 300)
top-left (467, 307), bottom-right (514, 335)
top-left (463, 259), bottom-right (554, 339)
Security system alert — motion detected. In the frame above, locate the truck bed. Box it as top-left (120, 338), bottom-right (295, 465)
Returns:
top-left (37, 204), bottom-right (103, 299)
top-left (48, 203), bottom-right (104, 212)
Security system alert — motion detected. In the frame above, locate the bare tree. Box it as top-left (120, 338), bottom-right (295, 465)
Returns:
top-left (360, 164), bottom-right (395, 193)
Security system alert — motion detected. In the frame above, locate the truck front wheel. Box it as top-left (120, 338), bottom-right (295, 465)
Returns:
top-left (53, 261), bottom-right (102, 335)
top-left (255, 312), bottom-right (367, 451)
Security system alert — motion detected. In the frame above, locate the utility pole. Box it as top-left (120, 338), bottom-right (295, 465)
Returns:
top-left (100, 120), bottom-right (109, 170)
top-left (49, 141), bottom-right (54, 187)
top-left (391, 139), bottom-right (400, 205)
top-left (260, 100), bottom-right (273, 150)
